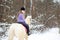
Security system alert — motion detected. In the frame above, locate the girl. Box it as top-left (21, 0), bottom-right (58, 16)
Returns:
top-left (17, 7), bottom-right (30, 35)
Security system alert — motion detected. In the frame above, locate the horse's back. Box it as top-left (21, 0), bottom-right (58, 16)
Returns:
top-left (8, 23), bottom-right (28, 40)
top-left (11, 23), bottom-right (26, 34)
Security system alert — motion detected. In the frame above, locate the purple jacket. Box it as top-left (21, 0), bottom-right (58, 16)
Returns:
top-left (17, 13), bottom-right (25, 23)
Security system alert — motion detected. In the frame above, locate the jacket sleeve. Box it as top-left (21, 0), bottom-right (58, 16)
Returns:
top-left (18, 14), bottom-right (25, 21)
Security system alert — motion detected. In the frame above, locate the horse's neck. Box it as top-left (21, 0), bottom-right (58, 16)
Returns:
top-left (25, 16), bottom-right (32, 25)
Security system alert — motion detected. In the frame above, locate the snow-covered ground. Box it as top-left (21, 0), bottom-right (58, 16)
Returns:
top-left (0, 23), bottom-right (60, 40)
top-left (1, 27), bottom-right (60, 40)
top-left (28, 28), bottom-right (60, 40)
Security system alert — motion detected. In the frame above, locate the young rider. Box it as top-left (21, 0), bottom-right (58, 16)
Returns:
top-left (17, 7), bottom-right (30, 35)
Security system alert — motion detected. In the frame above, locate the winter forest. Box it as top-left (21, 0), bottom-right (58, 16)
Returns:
top-left (0, 0), bottom-right (60, 40)
top-left (0, 0), bottom-right (60, 27)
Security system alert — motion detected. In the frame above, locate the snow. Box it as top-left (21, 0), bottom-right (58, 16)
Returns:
top-left (0, 27), bottom-right (4, 32)
top-left (53, 0), bottom-right (60, 4)
top-left (0, 23), bottom-right (60, 40)
top-left (28, 28), bottom-right (60, 40)
top-left (1, 27), bottom-right (60, 40)
top-left (0, 22), bottom-right (60, 40)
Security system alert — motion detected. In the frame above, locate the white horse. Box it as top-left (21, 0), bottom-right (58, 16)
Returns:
top-left (8, 16), bottom-right (32, 40)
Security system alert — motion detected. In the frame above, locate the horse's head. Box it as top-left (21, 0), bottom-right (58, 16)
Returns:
top-left (25, 15), bottom-right (32, 25)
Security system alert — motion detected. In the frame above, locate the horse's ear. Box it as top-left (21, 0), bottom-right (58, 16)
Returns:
top-left (25, 16), bottom-right (32, 25)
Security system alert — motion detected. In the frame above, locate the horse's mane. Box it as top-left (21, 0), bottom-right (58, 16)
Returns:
top-left (25, 16), bottom-right (32, 25)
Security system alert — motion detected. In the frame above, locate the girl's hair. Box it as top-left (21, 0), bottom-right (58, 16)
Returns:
top-left (20, 7), bottom-right (25, 10)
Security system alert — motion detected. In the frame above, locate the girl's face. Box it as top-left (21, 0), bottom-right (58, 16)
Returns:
top-left (22, 10), bottom-right (25, 14)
